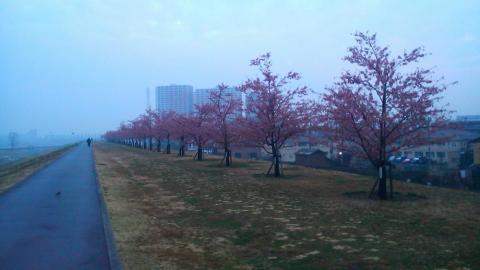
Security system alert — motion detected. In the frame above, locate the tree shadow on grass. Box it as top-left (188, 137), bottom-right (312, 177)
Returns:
top-left (344, 191), bottom-right (427, 202)
top-left (206, 162), bottom-right (251, 168)
top-left (252, 173), bottom-right (303, 181)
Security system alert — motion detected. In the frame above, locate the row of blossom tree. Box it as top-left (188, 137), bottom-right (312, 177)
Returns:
top-left (104, 32), bottom-right (453, 200)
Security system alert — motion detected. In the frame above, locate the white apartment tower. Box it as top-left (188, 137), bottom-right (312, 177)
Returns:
top-left (155, 84), bottom-right (193, 114)
top-left (194, 87), bottom-right (243, 107)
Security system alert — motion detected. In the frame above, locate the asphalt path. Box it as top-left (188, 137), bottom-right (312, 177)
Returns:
top-left (0, 144), bottom-right (114, 269)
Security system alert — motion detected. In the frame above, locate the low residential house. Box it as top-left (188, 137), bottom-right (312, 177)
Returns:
top-left (280, 143), bottom-right (335, 163)
top-left (295, 149), bottom-right (338, 168)
top-left (397, 129), bottom-right (480, 169)
top-left (232, 147), bottom-right (262, 160)
top-left (261, 133), bottom-right (338, 164)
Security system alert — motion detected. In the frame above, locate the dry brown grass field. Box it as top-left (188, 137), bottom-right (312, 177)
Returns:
top-left (94, 142), bottom-right (480, 270)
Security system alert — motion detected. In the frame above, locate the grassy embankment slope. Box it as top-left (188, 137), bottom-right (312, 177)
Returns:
top-left (0, 144), bottom-right (78, 193)
top-left (94, 142), bottom-right (480, 270)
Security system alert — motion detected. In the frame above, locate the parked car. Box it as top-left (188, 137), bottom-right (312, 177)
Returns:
top-left (418, 157), bottom-right (428, 164)
top-left (412, 157), bottom-right (428, 164)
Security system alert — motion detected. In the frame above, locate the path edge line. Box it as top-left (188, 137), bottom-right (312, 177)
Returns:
top-left (92, 144), bottom-right (123, 270)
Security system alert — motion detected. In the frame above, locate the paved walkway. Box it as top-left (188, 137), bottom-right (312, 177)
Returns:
top-left (0, 144), bottom-right (114, 269)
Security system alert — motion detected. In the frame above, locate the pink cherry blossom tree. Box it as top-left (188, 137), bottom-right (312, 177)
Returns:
top-left (320, 32), bottom-right (452, 199)
top-left (185, 104), bottom-right (212, 161)
top-left (117, 122), bottom-right (132, 146)
top-left (240, 53), bottom-right (312, 177)
top-left (131, 118), bottom-right (146, 149)
top-left (153, 111), bottom-right (176, 154)
top-left (203, 84), bottom-right (242, 166)
top-left (132, 114), bottom-right (153, 150)
top-left (150, 110), bottom-right (164, 152)
top-left (171, 113), bottom-right (189, 157)
top-left (144, 109), bottom-right (156, 151)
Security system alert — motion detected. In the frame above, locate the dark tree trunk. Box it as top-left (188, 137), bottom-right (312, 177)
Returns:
top-left (156, 139), bottom-right (161, 152)
top-left (225, 149), bottom-right (231, 166)
top-left (166, 135), bottom-right (171, 154)
top-left (149, 137), bottom-right (153, 151)
top-left (378, 164), bottom-right (387, 200)
top-left (143, 138), bottom-right (147, 150)
top-left (389, 163), bottom-right (394, 198)
top-left (197, 145), bottom-right (203, 161)
top-left (178, 136), bottom-right (185, 156)
top-left (269, 144), bottom-right (281, 177)
top-left (274, 154), bottom-right (280, 177)
top-left (377, 83), bottom-right (388, 200)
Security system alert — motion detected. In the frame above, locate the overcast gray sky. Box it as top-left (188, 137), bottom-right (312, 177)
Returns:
top-left (1, 0), bottom-right (479, 135)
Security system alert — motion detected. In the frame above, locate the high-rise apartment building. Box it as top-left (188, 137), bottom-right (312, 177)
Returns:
top-left (194, 87), bottom-right (243, 117)
top-left (193, 88), bottom-right (215, 107)
top-left (194, 87), bottom-right (243, 107)
top-left (244, 92), bottom-right (259, 119)
top-left (155, 84), bottom-right (193, 114)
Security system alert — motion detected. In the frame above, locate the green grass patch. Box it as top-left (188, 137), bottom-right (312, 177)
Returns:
top-left (206, 215), bottom-right (243, 230)
top-left (184, 196), bottom-right (200, 206)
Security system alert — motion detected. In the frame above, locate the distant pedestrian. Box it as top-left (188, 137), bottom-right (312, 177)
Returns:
top-left (87, 138), bottom-right (92, 147)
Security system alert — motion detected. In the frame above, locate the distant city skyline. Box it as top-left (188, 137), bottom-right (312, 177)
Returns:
top-left (155, 85), bottom-right (243, 114)
top-left (1, 1), bottom-right (479, 135)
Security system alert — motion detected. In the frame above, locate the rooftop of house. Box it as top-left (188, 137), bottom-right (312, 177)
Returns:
top-left (295, 149), bottom-right (327, 156)
top-left (433, 129), bottom-right (480, 142)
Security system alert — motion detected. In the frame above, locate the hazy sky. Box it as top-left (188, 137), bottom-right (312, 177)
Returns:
top-left (1, 0), bottom-right (479, 135)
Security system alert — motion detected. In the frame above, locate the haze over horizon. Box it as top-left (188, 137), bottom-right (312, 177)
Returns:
top-left (1, 0), bottom-right (479, 135)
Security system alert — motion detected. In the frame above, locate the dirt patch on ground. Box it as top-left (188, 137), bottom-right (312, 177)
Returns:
top-left (94, 143), bottom-right (480, 270)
